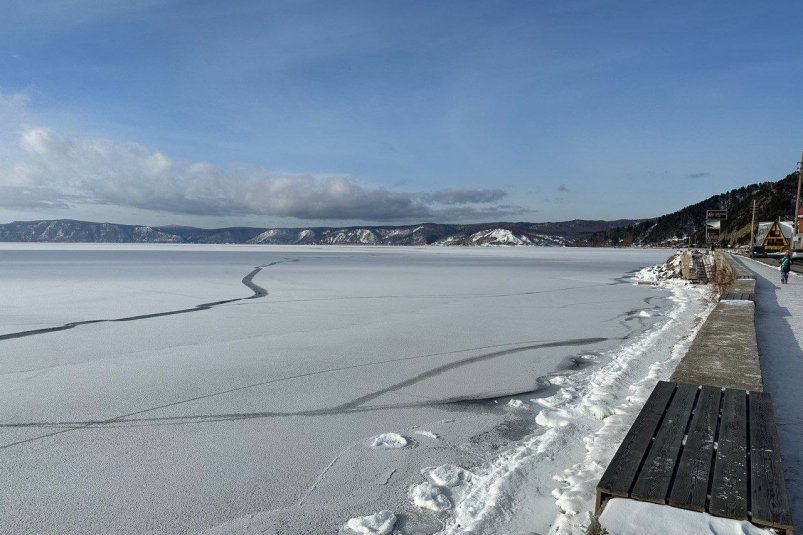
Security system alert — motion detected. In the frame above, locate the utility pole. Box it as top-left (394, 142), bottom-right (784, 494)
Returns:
top-left (795, 151), bottom-right (803, 250)
top-left (750, 198), bottom-right (757, 253)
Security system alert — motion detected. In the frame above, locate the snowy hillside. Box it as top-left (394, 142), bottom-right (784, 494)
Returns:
top-left (0, 219), bottom-right (634, 246)
top-left (436, 228), bottom-right (568, 246)
top-left (0, 219), bottom-right (183, 243)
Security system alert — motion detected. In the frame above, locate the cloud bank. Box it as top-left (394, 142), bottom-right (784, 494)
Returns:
top-left (0, 92), bottom-right (524, 222)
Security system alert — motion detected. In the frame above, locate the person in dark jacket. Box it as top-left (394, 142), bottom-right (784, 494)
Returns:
top-left (779, 250), bottom-right (792, 284)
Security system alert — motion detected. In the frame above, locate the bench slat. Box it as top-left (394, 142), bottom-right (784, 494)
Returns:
top-left (668, 385), bottom-right (721, 511)
top-left (749, 391), bottom-right (793, 530)
top-left (709, 389), bottom-right (748, 520)
top-left (631, 383), bottom-right (699, 504)
top-left (596, 381), bottom-right (676, 505)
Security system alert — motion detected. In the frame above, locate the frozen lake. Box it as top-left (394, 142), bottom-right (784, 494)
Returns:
top-left (0, 245), bottom-right (711, 534)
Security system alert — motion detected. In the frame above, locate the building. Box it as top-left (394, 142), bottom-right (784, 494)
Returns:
top-left (755, 220), bottom-right (794, 252)
top-left (795, 207), bottom-right (803, 251)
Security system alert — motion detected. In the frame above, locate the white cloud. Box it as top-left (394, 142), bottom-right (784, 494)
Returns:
top-left (426, 188), bottom-right (507, 205)
top-left (0, 93), bottom-right (526, 222)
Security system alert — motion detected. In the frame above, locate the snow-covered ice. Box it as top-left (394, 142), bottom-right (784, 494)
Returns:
top-left (0, 244), bottom-right (712, 534)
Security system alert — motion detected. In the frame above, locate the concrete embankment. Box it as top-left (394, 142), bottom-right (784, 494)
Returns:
top-left (670, 251), bottom-right (763, 391)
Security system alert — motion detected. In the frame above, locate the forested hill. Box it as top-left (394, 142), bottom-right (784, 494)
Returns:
top-left (578, 173), bottom-right (800, 246)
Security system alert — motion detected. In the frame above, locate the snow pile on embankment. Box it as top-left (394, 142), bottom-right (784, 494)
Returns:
top-left (634, 250), bottom-right (684, 284)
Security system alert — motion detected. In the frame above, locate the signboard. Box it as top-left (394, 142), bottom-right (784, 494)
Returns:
top-left (706, 210), bottom-right (727, 244)
top-left (707, 209), bottom-right (727, 220)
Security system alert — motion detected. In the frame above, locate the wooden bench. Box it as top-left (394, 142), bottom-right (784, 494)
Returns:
top-left (596, 381), bottom-right (793, 534)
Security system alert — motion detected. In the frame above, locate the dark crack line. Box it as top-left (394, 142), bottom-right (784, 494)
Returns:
top-left (0, 260), bottom-right (293, 343)
top-left (332, 337), bottom-right (611, 411)
top-left (0, 340), bottom-right (562, 445)
top-left (0, 268), bottom-right (632, 449)
top-left (0, 336), bottom-right (617, 441)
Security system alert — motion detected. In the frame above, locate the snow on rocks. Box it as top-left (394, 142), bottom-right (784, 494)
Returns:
top-left (413, 430), bottom-right (439, 440)
top-left (369, 433), bottom-right (408, 449)
top-left (635, 250), bottom-right (684, 284)
top-left (409, 481), bottom-right (453, 512)
top-left (344, 510), bottom-right (397, 535)
top-left (422, 464), bottom-right (472, 488)
top-left (507, 399), bottom-right (529, 409)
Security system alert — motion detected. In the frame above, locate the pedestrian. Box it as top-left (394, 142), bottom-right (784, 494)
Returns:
top-left (779, 250), bottom-right (792, 284)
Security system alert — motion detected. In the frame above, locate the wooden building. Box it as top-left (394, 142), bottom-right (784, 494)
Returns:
top-left (755, 220), bottom-right (793, 252)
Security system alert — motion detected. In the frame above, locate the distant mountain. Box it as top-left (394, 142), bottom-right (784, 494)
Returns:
top-left (0, 219), bottom-right (639, 246)
top-left (577, 173), bottom-right (801, 247)
top-left (0, 219), bottom-right (183, 243)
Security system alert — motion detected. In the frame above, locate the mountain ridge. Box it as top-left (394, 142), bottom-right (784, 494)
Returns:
top-left (0, 218), bottom-right (640, 246)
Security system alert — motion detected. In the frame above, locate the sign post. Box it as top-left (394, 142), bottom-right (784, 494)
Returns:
top-left (795, 151), bottom-right (802, 251)
top-left (706, 209), bottom-right (727, 248)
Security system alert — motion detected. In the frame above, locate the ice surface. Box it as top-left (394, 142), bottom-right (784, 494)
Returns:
top-left (599, 498), bottom-right (774, 535)
top-left (0, 244), bottom-right (705, 534)
top-left (345, 510), bottom-right (396, 535)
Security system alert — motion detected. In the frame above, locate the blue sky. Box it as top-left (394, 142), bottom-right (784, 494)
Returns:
top-left (1, 0), bottom-right (802, 227)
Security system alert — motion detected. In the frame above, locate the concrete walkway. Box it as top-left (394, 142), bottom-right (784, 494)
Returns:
top-left (670, 253), bottom-right (762, 391)
top-left (669, 300), bottom-right (762, 390)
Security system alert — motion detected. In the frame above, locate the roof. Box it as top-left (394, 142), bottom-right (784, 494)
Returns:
top-left (756, 221), bottom-right (794, 245)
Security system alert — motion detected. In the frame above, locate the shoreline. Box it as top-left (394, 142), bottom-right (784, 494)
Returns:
top-left (430, 260), bottom-right (717, 534)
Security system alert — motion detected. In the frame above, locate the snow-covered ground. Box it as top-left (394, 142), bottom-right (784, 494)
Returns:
top-left (0, 245), bottom-right (713, 534)
top-left (740, 256), bottom-right (803, 533)
top-left (599, 498), bottom-right (774, 535)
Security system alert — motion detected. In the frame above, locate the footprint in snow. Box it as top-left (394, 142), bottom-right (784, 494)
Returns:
top-left (369, 433), bottom-right (410, 449)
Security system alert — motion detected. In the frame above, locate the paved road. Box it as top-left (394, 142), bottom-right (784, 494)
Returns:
top-left (749, 255), bottom-right (803, 275)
